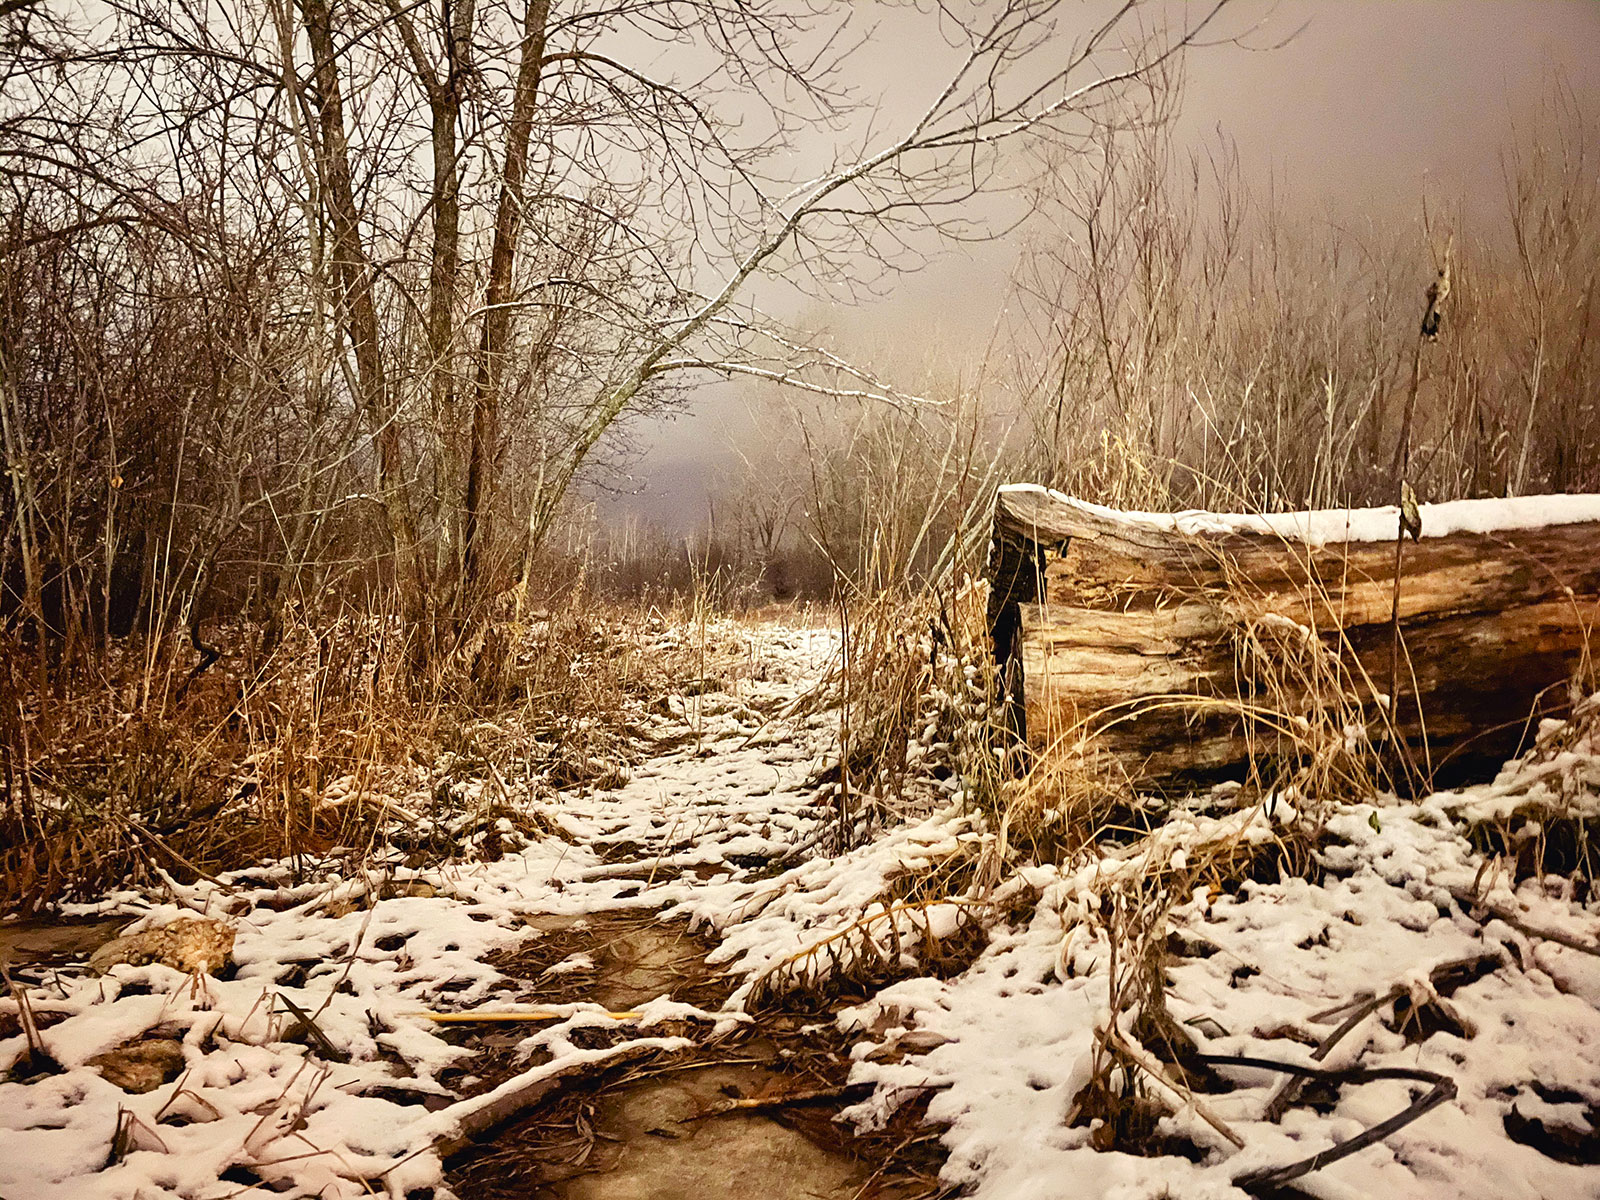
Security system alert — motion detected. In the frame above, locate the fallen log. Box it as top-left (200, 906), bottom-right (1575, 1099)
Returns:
top-left (987, 485), bottom-right (1600, 792)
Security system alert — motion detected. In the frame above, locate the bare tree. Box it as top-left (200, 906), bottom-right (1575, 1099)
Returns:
top-left (2, 0), bottom-right (1241, 675)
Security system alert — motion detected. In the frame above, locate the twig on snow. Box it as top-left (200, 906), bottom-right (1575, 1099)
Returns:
top-left (1451, 888), bottom-right (1600, 958)
top-left (1106, 1026), bottom-right (1246, 1150)
top-left (404, 1007), bottom-right (644, 1023)
top-left (275, 991), bottom-right (350, 1063)
top-left (1266, 951), bottom-right (1500, 1121)
top-left (1199, 1054), bottom-right (1456, 1193)
top-left (1263, 984), bottom-right (1405, 1121)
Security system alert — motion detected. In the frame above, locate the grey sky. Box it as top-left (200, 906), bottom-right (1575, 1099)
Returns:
top-left (602, 0), bottom-right (1600, 535)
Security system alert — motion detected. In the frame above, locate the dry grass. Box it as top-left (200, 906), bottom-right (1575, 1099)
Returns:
top-left (0, 597), bottom-right (694, 915)
top-left (964, 545), bottom-right (1385, 1138)
top-left (783, 590), bottom-right (949, 851)
top-left (746, 896), bottom-right (987, 1012)
top-left (1457, 693), bottom-right (1600, 895)
top-left (803, 537), bottom-right (1388, 1155)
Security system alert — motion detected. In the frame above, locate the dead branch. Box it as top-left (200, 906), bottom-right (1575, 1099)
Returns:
top-left (1199, 1054), bottom-right (1457, 1194)
top-left (682, 1082), bottom-right (870, 1121)
top-left (1451, 888), bottom-right (1600, 957)
top-left (429, 1041), bottom-right (673, 1159)
top-left (407, 1008), bottom-right (644, 1024)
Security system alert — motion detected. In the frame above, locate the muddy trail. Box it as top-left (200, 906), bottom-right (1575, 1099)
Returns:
top-left (0, 908), bottom-right (943, 1200)
top-left (423, 667), bottom-right (951, 1200)
top-left (437, 910), bottom-right (941, 1200)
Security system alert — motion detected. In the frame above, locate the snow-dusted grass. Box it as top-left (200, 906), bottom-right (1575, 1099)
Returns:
top-left (0, 622), bottom-right (855, 1199)
top-left (0, 603), bottom-right (692, 913)
top-left (843, 708), bottom-right (1600, 1200)
top-left (3, 618), bottom-right (1599, 1200)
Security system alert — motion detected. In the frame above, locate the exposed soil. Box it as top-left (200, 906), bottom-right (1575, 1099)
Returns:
top-left (443, 911), bottom-right (949, 1199)
top-left (449, 1053), bottom-right (873, 1200)
top-left (490, 911), bottom-right (734, 1013)
top-left (555, 1062), bottom-right (865, 1200)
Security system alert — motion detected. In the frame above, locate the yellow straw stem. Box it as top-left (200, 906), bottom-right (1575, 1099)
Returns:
top-left (405, 1009), bottom-right (643, 1023)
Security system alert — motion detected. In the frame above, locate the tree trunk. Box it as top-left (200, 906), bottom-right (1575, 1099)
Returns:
top-left (385, 0), bottom-right (475, 588)
top-left (299, 0), bottom-right (420, 605)
top-left (461, 0), bottom-right (550, 616)
top-left (988, 485), bottom-right (1600, 793)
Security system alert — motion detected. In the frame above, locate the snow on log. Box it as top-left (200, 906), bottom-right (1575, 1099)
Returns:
top-left (987, 484), bottom-right (1600, 791)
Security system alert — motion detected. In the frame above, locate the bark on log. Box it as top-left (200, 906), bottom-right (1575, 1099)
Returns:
top-left (988, 486), bottom-right (1600, 793)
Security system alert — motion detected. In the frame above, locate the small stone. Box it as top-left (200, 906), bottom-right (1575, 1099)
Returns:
top-left (88, 917), bottom-right (236, 976)
top-left (89, 1039), bottom-right (186, 1094)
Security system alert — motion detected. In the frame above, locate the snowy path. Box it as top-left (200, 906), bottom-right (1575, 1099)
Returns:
top-left (0, 625), bottom-right (876, 1200)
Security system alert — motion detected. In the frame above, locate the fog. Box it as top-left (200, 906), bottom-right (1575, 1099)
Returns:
top-left (604, 0), bottom-right (1600, 534)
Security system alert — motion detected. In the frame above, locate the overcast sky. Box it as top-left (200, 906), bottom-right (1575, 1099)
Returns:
top-left (601, 0), bottom-right (1600, 535)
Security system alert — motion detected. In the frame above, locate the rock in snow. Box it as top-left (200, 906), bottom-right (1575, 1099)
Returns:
top-left (87, 1040), bottom-right (186, 1094)
top-left (88, 918), bottom-right (236, 976)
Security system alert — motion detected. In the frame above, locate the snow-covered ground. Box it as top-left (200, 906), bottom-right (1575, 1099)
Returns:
top-left (3, 621), bottom-right (1599, 1200)
top-left (844, 790), bottom-right (1600, 1200)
